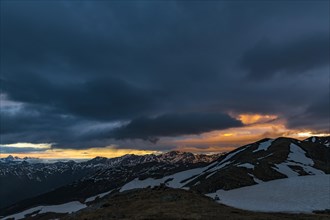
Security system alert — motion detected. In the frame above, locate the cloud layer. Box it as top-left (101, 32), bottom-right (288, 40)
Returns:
top-left (1, 1), bottom-right (329, 151)
top-left (112, 113), bottom-right (242, 143)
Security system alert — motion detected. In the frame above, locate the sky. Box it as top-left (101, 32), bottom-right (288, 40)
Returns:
top-left (0, 1), bottom-right (329, 159)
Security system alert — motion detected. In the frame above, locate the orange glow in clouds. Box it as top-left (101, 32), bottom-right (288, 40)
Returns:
top-left (1, 113), bottom-right (328, 159)
top-left (0, 145), bottom-right (159, 159)
top-left (237, 114), bottom-right (278, 125)
top-left (170, 113), bottom-right (329, 153)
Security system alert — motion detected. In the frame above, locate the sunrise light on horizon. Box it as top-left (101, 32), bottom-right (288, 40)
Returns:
top-left (1, 113), bottom-right (328, 159)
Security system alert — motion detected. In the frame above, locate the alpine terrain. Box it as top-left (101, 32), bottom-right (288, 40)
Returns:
top-left (1, 136), bottom-right (329, 220)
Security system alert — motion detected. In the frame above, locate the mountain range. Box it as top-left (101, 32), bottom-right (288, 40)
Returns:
top-left (0, 151), bottom-right (221, 210)
top-left (1, 136), bottom-right (329, 219)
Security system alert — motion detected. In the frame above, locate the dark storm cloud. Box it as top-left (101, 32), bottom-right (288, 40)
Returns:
top-left (1, 1), bottom-right (329, 149)
top-left (0, 146), bottom-right (48, 154)
top-left (0, 105), bottom-right (242, 148)
top-left (2, 74), bottom-right (160, 120)
top-left (0, 105), bottom-right (117, 148)
top-left (0, 105), bottom-right (78, 144)
top-left (112, 113), bottom-right (243, 142)
top-left (241, 33), bottom-right (329, 79)
top-left (286, 96), bottom-right (330, 132)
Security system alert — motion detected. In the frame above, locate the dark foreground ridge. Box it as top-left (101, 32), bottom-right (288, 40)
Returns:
top-left (20, 187), bottom-right (329, 220)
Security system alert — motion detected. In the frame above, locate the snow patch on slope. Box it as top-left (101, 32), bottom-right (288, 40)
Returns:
top-left (207, 175), bottom-right (330, 213)
top-left (258, 153), bottom-right (273, 160)
top-left (85, 189), bottom-right (114, 203)
top-left (253, 140), bottom-right (273, 153)
top-left (206, 161), bottom-right (231, 173)
top-left (120, 166), bottom-right (206, 192)
top-left (205, 146), bottom-right (248, 174)
top-left (220, 147), bottom-right (247, 163)
top-left (248, 173), bottom-right (263, 184)
top-left (237, 163), bottom-right (254, 169)
top-left (274, 163), bottom-right (299, 177)
top-left (2, 201), bottom-right (86, 220)
top-left (287, 143), bottom-right (314, 165)
top-left (274, 143), bottom-right (324, 177)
